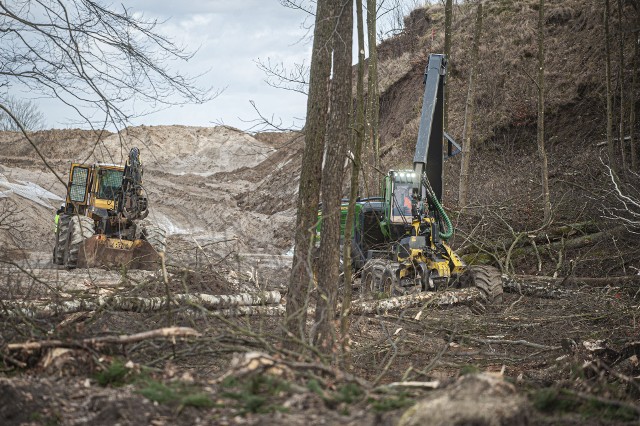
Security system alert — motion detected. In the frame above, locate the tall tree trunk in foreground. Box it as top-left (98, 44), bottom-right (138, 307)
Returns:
top-left (617, 0), bottom-right (627, 171)
top-left (314, 0), bottom-right (353, 354)
top-left (605, 0), bottom-right (616, 174)
top-left (443, 0), bottom-right (453, 134)
top-left (537, 0), bottom-right (551, 223)
top-left (285, 0), bottom-right (334, 351)
top-left (458, 2), bottom-right (482, 208)
top-left (340, 0), bottom-right (366, 363)
top-left (315, 0), bottom-right (354, 356)
top-left (630, 29), bottom-right (638, 171)
top-left (367, 0), bottom-right (380, 185)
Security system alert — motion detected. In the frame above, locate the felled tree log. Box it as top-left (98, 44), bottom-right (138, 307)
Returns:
top-left (198, 305), bottom-right (285, 317)
top-left (502, 276), bottom-right (576, 299)
top-left (460, 225), bottom-right (625, 260)
top-left (458, 221), bottom-right (601, 256)
top-left (0, 291), bottom-right (281, 318)
top-left (346, 288), bottom-right (483, 315)
top-left (503, 274), bottom-right (640, 299)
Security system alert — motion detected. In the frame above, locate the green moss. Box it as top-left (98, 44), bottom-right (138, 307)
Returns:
top-left (138, 379), bottom-right (213, 408)
top-left (459, 364), bottom-right (480, 376)
top-left (369, 392), bottom-right (415, 412)
top-left (95, 359), bottom-right (130, 387)
top-left (335, 382), bottom-right (363, 404)
top-left (221, 374), bottom-right (289, 414)
top-left (532, 388), bottom-right (638, 422)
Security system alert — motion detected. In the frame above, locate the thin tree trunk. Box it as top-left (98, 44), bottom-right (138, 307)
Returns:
top-left (458, 2), bottom-right (482, 207)
top-left (340, 0), bottom-right (366, 362)
top-left (537, 0), bottom-right (551, 222)
top-left (315, 0), bottom-right (353, 356)
top-left (631, 31), bottom-right (638, 171)
top-left (443, 0), bottom-right (453, 134)
top-left (605, 0), bottom-right (616, 173)
top-left (367, 0), bottom-right (380, 185)
top-left (617, 0), bottom-right (626, 171)
top-left (285, 0), bottom-right (334, 351)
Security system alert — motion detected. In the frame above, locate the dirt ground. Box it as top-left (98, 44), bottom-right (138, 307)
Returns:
top-left (1, 125), bottom-right (638, 425)
top-left (1, 0), bottom-right (640, 423)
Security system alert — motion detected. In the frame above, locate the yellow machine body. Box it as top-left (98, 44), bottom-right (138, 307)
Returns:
top-left (55, 159), bottom-right (161, 270)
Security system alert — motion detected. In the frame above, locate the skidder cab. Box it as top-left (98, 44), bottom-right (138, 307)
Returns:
top-left (53, 147), bottom-right (166, 270)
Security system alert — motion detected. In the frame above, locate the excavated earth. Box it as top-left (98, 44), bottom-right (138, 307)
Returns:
top-left (0, 126), bottom-right (301, 287)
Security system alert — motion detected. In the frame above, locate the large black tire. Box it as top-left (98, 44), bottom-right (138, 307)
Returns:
top-left (53, 214), bottom-right (72, 265)
top-left (139, 220), bottom-right (167, 255)
top-left (360, 261), bottom-right (376, 295)
top-left (64, 215), bottom-right (94, 269)
top-left (381, 266), bottom-right (404, 297)
top-left (462, 265), bottom-right (504, 313)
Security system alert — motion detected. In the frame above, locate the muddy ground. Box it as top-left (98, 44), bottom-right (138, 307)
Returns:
top-left (0, 125), bottom-right (638, 425)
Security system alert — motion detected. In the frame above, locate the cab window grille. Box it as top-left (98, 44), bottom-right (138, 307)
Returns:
top-left (69, 167), bottom-right (88, 202)
top-left (98, 169), bottom-right (124, 199)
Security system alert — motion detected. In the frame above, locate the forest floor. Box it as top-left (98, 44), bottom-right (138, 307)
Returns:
top-left (0, 126), bottom-right (639, 425)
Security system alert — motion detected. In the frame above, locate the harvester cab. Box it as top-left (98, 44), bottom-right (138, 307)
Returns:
top-left (53, 147), bottom-right (165, 270)
top-left (328, 53), bottom-right (503, 308)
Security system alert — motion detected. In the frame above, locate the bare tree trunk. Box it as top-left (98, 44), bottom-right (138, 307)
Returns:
top-left (537, 0), bottom-right (551, 222)
top-left (605, 0), bottom-right (616, 173)
top-left (314, 0), bottom-right (353, 356)
top-left (340, 0), bottom-right (367, 361)
top-left (367, 0), bottom-right (380, 184)
top-left (631, 30), bottom-right (638, 171)
top-left (443, 0), bottom-right (453, 134)
top-left (458, 2), bottom-right (482, 207)
top-left (617, 0), bottom-right (627, 171)
top-left (286, 0), bottom-right (334, 351)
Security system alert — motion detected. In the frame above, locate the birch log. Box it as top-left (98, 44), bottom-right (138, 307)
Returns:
top-left (1, 287), bottom-right (485, 320)
top-left (346, 288), bottom-right (482, 315)
top-left (0, 291), bottom-right (281, 318)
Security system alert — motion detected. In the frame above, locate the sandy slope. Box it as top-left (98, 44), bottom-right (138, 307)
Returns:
top-left (0, 126), bottom-right (300, 286)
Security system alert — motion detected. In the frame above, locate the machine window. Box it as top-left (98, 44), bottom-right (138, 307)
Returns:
top-left (69, 167), bottom-right (89, 202)
top-left (98, 169), bottom-right (124, 200)
top-left (391, 183), bottom-right (413, 219)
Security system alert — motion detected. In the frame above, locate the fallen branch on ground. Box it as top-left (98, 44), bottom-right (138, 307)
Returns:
top-left (463, 336), bottom-right (561, 351)
top-left (7, 327), bottom-right (200, 351)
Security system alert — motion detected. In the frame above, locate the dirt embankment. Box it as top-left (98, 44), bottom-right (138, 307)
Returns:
top-left (0, 125), bottom-right (302, 283)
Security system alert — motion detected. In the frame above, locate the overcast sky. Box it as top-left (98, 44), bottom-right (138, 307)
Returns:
top-left (30, 0), bottom-right (422, 131)
top-left (126, 1), bottom-right (312, 131)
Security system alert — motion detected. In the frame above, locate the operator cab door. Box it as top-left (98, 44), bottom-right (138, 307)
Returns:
top-left (93, 166), bottom-right (124, 211)
top-left (388, 171), bottom-right (426, 225)
top-left (66, 163), bottom-right (92, 214)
